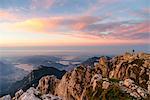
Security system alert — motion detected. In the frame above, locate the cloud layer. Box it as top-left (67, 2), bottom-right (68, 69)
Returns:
top-left (0, 0), bottom-right (149, 47)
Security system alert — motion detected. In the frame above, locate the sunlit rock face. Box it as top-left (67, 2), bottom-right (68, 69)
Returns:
top-left (95, 56), bottom-right (110, 78)
top-left (90, 74), bottom-right (102, 91)
top-left (109, 53), bottom-right (150, 89)
top-left (55, 66), bottom-right (94, 100)
top-left (37, 75), bottom-right (60, 94)
top-left (118, 78), bottom-right (149, 99)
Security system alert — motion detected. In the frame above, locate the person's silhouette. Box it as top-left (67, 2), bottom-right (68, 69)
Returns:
top-left (132, 49), bottom-right (135, 53)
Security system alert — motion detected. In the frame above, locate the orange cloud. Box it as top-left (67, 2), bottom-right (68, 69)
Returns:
top-left (0, 17), bottom-right (63, 33)
top-left (16, 18), bottom-right (61, 32)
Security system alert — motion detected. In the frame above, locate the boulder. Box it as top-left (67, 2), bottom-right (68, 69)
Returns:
top-left (14, 89), bottom-right (24, 100)
top-left (123, 78), bottom-right (134, 87)
top-left (102, 81), bottom-right (110, 89)
top-left (18, 87), bottom-right (41, 100)
top-left (0, 95), bottom-right (11, 100)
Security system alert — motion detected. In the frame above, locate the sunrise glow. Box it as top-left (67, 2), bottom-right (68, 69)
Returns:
top-left (0, 0), bottom-right (149, 53)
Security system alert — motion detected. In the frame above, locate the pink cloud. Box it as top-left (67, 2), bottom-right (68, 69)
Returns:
top-left (68, 16), bottom-right (101, 30)
top-left (0, 10), bottom-right (19, 21)
top-left (1, 12), bottom-right (148, 46)
top-left (143, 8), bottom-right (150, 14)
top-left (71, 22), bottom-right (87, 30)
top-left (109, 21), bottom-right (150, 39)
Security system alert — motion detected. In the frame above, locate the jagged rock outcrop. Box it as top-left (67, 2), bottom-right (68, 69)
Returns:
top-left (0, 87), bottom-right (62, 100)
top-left (37, 75), bottom-right (60, 94)
top-left (109, 53), bottom-right (150, 91)
top-left (0, 95), bottom-right (11, 100)
top-left (13, 89), bottom-right (24, 100)
top-left (17, 87), bottom-right (41, 100)
top-left (81, 76), bottom-right (133, 100)
top-left (95, 56), bottom-right (110, 77)
top-left (55, 66), bottom-right (93, 100)
top-left (119, 78), bottom-right (149, 99)
top-left (90, 74), bottom-right (102, 91)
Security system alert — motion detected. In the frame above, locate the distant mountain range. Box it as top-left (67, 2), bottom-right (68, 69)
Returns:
top-left (1, 66), bottom-right (66, 96)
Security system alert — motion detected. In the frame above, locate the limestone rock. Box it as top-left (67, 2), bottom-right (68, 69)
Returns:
top-left (55, 66), bottom-right (93, 100)
top-left (37, 75), bottom-right (59, 94)
top-left (18, 87), bottom-right (41, 100)
top-left (102, 81), bottom-right (110, 89)
top-left (14, 89), bottom-right (24, 100)
top-left (14, 87), bottom-right (62, 100)
top-left (123, 78), bottom-right (134, 87)
top-left (0, 95), bottom-right (11, 100)
top-left (120, 79), bottom-right (149, 99)
top-left (90, 74), bottom-right (102, 91)
top-left (41, 94), bottom-right (62, 100)
top-left (109, 53), bottom-right (150, 91)
top-left (96, 57), bottom-right (109, 77)
top-left (147, 80), bottom-right (150, 94)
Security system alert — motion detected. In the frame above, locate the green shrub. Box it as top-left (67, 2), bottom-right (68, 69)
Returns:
top-left (85, 83), bottom-right (134, 100)
top-left (109, 78), bottom-right (120, 83)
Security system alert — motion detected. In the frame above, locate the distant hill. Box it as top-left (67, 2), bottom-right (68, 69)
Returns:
top-left (1, 65), bottom-right (66, 97)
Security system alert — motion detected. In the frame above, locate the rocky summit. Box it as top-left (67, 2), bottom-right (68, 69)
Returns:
top-left (0, 52), bottom-right (150, 100)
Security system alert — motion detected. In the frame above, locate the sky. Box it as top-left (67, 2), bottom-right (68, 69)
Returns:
top-left (0, 0), bottom-right (149, 54)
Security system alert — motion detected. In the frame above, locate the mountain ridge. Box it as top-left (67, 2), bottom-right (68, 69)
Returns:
top-left (0, 66), bottom-right (66, 97)
top-left (1, 52), bottom-right (150, 100)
